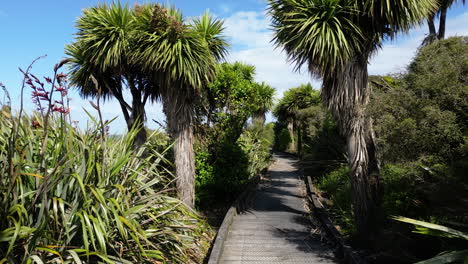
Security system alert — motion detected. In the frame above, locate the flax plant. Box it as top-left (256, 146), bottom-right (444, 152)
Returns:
top-left (0, 68), bottom-right (212, 263)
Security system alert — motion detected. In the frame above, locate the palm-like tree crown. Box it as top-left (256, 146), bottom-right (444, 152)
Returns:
top-left (67, 3), bottom-right (228, 101)
top-left (135, 4), bottom-right (227, 99)
top-left (66, 3), bottom-right (138, 99)
top-left (274, 83), bottom-right (318, 121)
top-left (255, 82), bottom-right (276, 113)
top-left (269, 0), bottom-right (363, 76)
top-left (192, 12), bottom-right (229, 62)
top-left (75, 3), bottom-right (134, 72)
top-left (269, 0), bottom-right (438, 76)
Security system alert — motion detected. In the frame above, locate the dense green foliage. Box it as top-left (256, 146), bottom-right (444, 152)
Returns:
top-left (370, 37), bottom-right (467, 177)
top-left (0, 96), bottom-right (211, 263)
top-left (194, 126), bottom-right (274, 207)
top-left (198, 62), bottom-right (269, 142)
top-left (273, 84), bottom-right (345, 168)
top-left (273, 83), bottom-right (322, 153)
top-left (311, 37), bottom-right (468, 262)
top-left (370, 37), bottom-right (467, 164)
top-left (194, 62), bottom-right (275, 207)
top-left (275, 127), bottom-right (291, 152)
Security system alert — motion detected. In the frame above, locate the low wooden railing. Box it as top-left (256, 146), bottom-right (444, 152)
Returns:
top-left (302, 172), bottom-right (366, 264)
top-left (207, 174), bottom-right (261, 264)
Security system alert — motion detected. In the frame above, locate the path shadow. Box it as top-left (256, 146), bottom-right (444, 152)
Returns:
top-left (228, 154), bottom-right (341, 263)
top-left (270, 227), bottom-right (340, 262)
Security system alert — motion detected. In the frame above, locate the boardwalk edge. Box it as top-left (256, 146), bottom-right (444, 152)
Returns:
top-left (301, 169), bottom-right (367, 264)
top-left (207, 171), bottom-right (263, 264)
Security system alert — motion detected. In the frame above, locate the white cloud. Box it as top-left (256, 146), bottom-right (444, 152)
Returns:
top-left (224, 11), bottom-right (271, 48)
top-left (218, 4), bottom-right (232, 14)
top-left (369, 40), bottom-right (421, 75)
top-left (370, 11), bottom-right (468, 75)
top-left (224, 11), bottom-right (321, 98)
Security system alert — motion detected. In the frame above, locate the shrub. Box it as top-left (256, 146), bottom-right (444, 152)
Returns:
top-left (380, 164), bottom-right (423, 217)
top-left (240, 122), bottom-right (274, 176)
top-left (277, 127), bottom-right (291, 151)
top-left (146, 128), bottom-right (172, 154)
top-left (195, 150), bottom-right (215, 205)
top-left (195, 123), bottom-right (273, 207)
top-left (405, 36), bottom-right (468, 130)
top-left (317, 166), bottom-right (354, 233)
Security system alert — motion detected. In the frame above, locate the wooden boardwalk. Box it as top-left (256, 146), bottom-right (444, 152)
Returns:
top-left (216, 154), bottom-right (338, 264)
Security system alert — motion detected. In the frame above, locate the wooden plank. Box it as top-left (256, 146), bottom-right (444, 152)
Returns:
top-left (208, 174), bottom-right (261, 264)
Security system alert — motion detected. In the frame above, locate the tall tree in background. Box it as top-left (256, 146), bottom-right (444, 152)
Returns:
top-left (425, 0), bottom-right (465, 44)
top-left (252, 82), bottom-right (275, 125)
top-left (269, 0), bottom-right (438, 243)
top-left (66, 3), bottom-right (153, 147)
top-left (274, 84), bottom-right (318, 154)
top-left (68, 3), bottom-right (227, 208)
top-left (135, 5), bottom-right (228, 207)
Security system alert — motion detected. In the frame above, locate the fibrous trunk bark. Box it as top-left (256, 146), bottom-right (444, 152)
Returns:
top-left (129, 101), bottom-right (147, 149)
top-left (347, 113), bottom-right (381, 244)
top-left (322, 54), bottom-right (382, 245)
top-left (122, 77), bottom-right (147, 149)
top-left (252, 112), bottom-right (266, 126)
top-left (297, 123), bottom-right (302, 157)
top-left (164, 96), bottom-right (196, 208)
top-left (287, 120), bottom-right (296, 153)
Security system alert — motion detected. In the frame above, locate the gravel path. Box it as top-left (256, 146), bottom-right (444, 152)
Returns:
top-left (218, 154), bottom-right (339, 264)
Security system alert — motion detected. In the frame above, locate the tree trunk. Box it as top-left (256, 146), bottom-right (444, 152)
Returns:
top-left (438, 5), bottom-right (448, 40)
top-left (347, 115), bottom-right (382, 245)
top-left (128, 101), bottom-right (147, 149)
top-left (422, 11), bottom-right (442, 46)
top-left (253, 112), bottom-right (266, 126)
top-left (322, 54), bottom-right (382, 245)
top-left (428, 14), bottom-right (436, 36)
top-left (287, 120), bottom-right (296, 153)
top-left (164, 97), bottom-right (196, 208)
top-left (117, 98), bottom-right (147, 148)
top-left (126, 77), bottom-right (147, 148)
top-left (423, 14), bottom-right (438, 45)
top-left (297, 122), bottom-right (302, 157)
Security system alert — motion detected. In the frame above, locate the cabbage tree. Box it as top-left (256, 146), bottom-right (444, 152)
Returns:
top-left (135, 5), bottom-right (228, 207)
top-left (67, 3), bottom-right (152, 147)
top-left (269, 0), bottom-right (438, 243)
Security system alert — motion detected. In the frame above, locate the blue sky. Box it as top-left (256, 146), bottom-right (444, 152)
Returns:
top-left (0, 1), bottom-right (467, 132)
